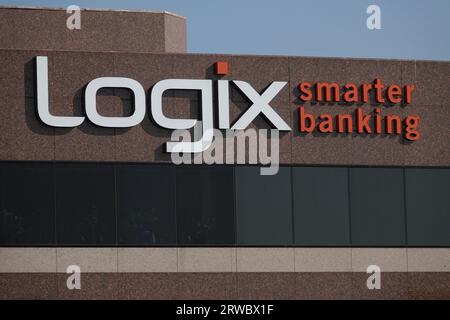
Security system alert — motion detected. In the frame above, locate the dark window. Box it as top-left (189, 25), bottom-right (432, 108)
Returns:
top-left (55, 163), bottom-right (116, 245)
top-left (235, 166), bottom-right (293, 245)
top-left (349, 168), bottom-right (406, 245)
top-left (406, 168), bottom-right (450, 246)
top-left (117, 165), bottom-right (176, 245)
top-left (0, 162), bottom-right (55, 245)
top-left (1, 161), bottom-right (449, 247)
top-left (176, 165), bottom-right (235, 245)
top-left (293, 167), bottom-right (350, 245)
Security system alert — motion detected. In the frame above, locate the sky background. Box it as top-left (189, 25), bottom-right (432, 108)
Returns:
top-left (1, 0), bottom-right (449, 61)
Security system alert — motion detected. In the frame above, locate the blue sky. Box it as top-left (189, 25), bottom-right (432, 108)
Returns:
top-left (1, 0), bottom-right (449, 61)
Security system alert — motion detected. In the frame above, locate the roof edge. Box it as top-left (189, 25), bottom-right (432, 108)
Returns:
top-left (0, 5), bottom-right (186, 19)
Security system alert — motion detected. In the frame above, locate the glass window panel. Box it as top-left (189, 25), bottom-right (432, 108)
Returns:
top-left (235, 166), bottom-right (293, 245)
top-left (293, 167), bottom-right (350, 245)
top-left (176, 165), bottom-right (235, 245)
top-left (117, 164), bottom-right (176, 245)
top-left (55, 163), bottom-right (116, 245)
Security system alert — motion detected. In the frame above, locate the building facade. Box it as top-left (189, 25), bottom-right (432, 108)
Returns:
top-left (0, 6), bottom-right (449, 299)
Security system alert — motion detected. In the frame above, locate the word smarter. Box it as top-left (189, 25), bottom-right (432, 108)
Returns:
top-left (35, 56), bottom-right (289, 154)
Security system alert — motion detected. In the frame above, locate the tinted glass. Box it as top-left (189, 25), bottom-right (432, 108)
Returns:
top-left (0, 162), bottom-right (55, 244)
top-left (55, 163), bottom-right (116, 245)
top-left (406, 168), bottom-right (450, 246)
top-left (1, 161), bottom-right (449, 247)
top-left (293, 167), bottom-right (350, 245)
top-left (176, 165), bottom-right (235, 245)
top-left (349, 167), bottom-right (406, 245)
top-left (117, 165), bottom-right (176, 245)
top-left (235, 166), bottom-right (293, 245)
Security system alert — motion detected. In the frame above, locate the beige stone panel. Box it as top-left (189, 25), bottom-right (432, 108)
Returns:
top-left (236, 248), bottom-right (294, 272)
top-left (178, 248), bottom-right (235, 272)
top-left (57, 248), bottom-right (117, 273)
top-left (295, 248), bottom-right (351, 272)
top-left (0, 248), bottom-right (56, 273)
top-left (408, 249), bottom-right (450, 272)
top-left (351, 248), bottom-right (407, 272)
top-left (118, 248), bottom-right (177, 272)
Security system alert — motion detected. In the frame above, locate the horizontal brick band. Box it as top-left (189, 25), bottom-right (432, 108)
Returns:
top-left (1, 248), bottom-right (449, 273)
top-left (1, 272), bottom-right (450, 299)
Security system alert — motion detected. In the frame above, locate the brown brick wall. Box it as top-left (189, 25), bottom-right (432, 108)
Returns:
top-left (0, 50), bottom-right (448, 166)
top-left (1, 272), bottom-right (449, 300)
top-left (0, 7), bottom-right (186, 53)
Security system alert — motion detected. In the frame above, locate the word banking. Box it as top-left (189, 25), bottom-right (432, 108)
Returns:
top-left (297, 79), bottom-right (421, 141)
